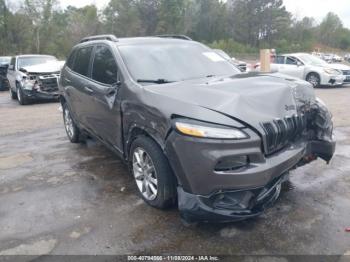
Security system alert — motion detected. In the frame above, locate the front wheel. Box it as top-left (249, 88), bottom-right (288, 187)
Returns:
top-left (62, 103), bottom-right (80, 143)
top-left (16, 83), bottom-right (29, 105)
top-left (306, 73), bottom-right (321, 88)
top-left (9, 87), bottom-right (17, 100)
top-left (129, 136), bottom-right (177, 209)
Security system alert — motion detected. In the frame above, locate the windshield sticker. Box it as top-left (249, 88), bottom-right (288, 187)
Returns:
top-left (203, 52), bottom-right (226, 62)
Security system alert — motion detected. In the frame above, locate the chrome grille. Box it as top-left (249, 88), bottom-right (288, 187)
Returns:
top-left (38, 74), bottom-right (59, 92)
top-left (261, 114), bottom-right (307, 155)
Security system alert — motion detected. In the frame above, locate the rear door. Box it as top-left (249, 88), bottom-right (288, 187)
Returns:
top-left (88, 45), bottom-right (123, 151)
top-left (62, 45), bottom-right (94, 130)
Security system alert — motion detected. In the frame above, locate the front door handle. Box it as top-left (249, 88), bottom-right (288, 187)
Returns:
top-left (84, 86), bottom-right (94, 94)
top-left (64, 77), bottom-right (71, 83)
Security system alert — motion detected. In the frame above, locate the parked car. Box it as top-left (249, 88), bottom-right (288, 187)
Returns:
top-left (321, 53), bottom-right (334, 63)
top-left (213, 49), bottom-right (249, 72)
top-left (257, 53), bottom-right (346, 88)
top-left (7, 55), bottom-right (61, 105)
top-left (332, 54), bottom-right (343, 63)
top-left (59, 35), bottom-right (335, 223)
top-left (0, 56), bottom-right (11, 91)
top-left (344, 54), bottom-right (350, 62)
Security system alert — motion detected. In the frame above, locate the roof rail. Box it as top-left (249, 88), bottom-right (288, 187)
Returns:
top-left (80, 35), bottom-right (118, 43)
top-left (156, 35), bottom-right (192, 41)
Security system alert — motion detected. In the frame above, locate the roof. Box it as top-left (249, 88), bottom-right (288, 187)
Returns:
top-left (76, 36), bottom-right (196, 48)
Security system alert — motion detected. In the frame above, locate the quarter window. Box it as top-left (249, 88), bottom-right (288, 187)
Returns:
top-left (73, 46), bottom-right (93, 77)
top-left (92, 46), bottom-right (118, 85)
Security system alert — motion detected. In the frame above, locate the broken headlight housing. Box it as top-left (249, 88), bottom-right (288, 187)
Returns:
top-left (174, 119), bottom-right (248, 139)
top-left (22, 77), bottom-right (39, 91)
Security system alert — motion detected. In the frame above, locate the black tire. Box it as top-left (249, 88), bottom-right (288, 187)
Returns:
top-left (306, 73), bottom-right (321, 88)
top-left (62, 103), bottom-right (80, 143)
top-left (9, 87), bottom-right (17, 100)
top-left (16, 83), bottom-right (29, 105)
top-left (129, 136), bottom-right (177, 209)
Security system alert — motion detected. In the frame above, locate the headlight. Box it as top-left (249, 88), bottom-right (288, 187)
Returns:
top-left (22, 78), bottom-right (37, 90)
top-left (324, 68), bottom-right (339, 75)
top-left (174, 120), bottom-right (248, 139)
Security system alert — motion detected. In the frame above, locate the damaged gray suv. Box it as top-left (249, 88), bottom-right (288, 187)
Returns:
top-left (59, 35), bottom-right (336, 223)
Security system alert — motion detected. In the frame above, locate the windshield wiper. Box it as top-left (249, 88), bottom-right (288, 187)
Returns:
top-left (137, 79), bottom-right (174, 84)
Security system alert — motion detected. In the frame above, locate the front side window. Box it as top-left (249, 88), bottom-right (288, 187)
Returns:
top-left (92, 46), bottom-right (118, 85)
top-left (10, 57), bottom-right (15, 69)
top-left (17, 56), bottom-right (57, 69)
top-left (73, 46), bottom-right (93, 77)
top-left (118, 42), bottom-right (240, 84)
top-left (286, 57), bottom-right (297, 65)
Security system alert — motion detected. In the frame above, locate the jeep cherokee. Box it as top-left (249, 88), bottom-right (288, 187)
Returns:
top-left (59, 35), bottom-right (336, 223)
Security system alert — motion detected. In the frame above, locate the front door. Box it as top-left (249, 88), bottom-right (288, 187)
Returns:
top-left (88, 45), bottom-right (123, 152)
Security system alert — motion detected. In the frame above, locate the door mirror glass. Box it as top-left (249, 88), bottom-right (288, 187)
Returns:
top-left (8, 64), bottom-right (14, 70)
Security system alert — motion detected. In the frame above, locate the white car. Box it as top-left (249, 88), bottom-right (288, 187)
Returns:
top-left (266, 53), bottom-right (346, 88)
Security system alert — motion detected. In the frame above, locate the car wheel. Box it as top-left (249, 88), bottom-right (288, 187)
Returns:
top-left (9, 87), bottom-right (17, 100)
top-left (129, 136), bottom-right (177, 209)
top-left (306, 73), bottom-right (321, 88)
top-left (16, 83), bottom-right (29, 105)
top-left (62, 103), bottom-right (80, 143)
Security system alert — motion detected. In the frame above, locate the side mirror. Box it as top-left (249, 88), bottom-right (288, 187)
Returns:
top-left (8, 65), bottom-right (14, 71)
top-left (297, 62), bottom-right (303, 67)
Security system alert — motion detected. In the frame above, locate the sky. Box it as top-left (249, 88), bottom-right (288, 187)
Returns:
top-left (57, 0), bottom-right (350, 29)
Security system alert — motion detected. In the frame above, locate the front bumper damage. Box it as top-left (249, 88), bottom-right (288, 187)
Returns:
top-left (22, 89), bottom-right (59, 101)
top-left (166, 99), bottom-right (336, 223)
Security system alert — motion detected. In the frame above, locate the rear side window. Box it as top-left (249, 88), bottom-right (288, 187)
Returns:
top-left (274, 56), bottom-right (285, 64)
top-left (92, 46), bottom-right (118, 85)
top-left (73, 46), bottom-right (93, 77)
top-left (66, 49), bottom-right (77, 69)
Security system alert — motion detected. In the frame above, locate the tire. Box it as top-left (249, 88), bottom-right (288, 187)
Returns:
top-left (16, 83), bottom-right (29, 105)
top-left (9, 87), bottom-right (17, 99)
top-left (306, 73), bottom-right (321, 88)
top-left (129, 136), bottom-right (177, 209)
top-left (62, 103), bottom-right (80, 143)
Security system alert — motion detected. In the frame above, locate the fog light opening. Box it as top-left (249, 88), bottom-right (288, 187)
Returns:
top-left (215, 155), bottom-right (249, 172)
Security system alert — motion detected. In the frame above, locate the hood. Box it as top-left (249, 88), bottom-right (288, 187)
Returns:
top-left (328, 63), bottom-right (350, 71)
top-left (20, 61), bottom-right (62, 74)
top-left (145, 73), bottom-right (315, 130)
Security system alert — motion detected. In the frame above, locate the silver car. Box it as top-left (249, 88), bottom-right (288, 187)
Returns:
top-left (270, 53), bottom-right (346, 87)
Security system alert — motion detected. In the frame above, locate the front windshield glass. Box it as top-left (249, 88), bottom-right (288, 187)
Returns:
top-left (118, 42), bottom-right (240, 84)
top-left (299, 54), bottom-right (328, 66)
top-left (0, 57), bottom-right (10, 64)
top-left (18, 56), bottom-right (57, 69)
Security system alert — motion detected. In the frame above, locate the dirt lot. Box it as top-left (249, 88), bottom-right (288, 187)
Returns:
top-left (0, 86), bottom-right (350, 258)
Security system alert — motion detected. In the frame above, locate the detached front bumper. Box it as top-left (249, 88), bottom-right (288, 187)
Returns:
top-left (22, 89), bottom-right (60, 101)
top-left (165, 129), bottom-right (335, 223)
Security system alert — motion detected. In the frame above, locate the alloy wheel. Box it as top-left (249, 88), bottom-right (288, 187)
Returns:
top-left (132, 147), bottom-right (158, 201)
top-left (17, 87), bottom-right (21, 102)
top-left (307, 75), bottom-right (319, 87)
top-left (64, 108), bottom-right (74, 139)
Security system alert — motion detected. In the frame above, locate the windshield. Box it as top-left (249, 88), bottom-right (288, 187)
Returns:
top-left (0, 57), bottom-right (10, 64)
top-left (118, 42), bottom-right (240, 84)
top-left (18, 56), bottom-right (57, 69)
top-left (299, 54), bottom-right (328, 66)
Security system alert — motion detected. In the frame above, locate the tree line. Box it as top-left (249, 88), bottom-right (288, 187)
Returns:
top-left (0, 0), bottom-right (350, 59)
